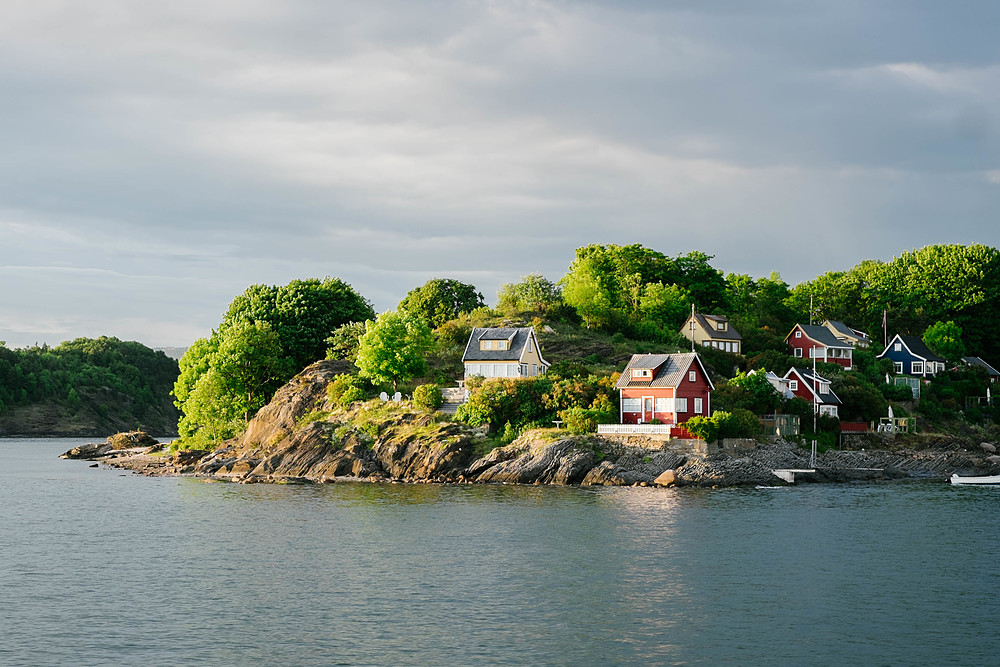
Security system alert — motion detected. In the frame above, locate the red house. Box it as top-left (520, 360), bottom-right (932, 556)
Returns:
top-left (614, 353), bottom-right (714, 425)
top-left (785, 324), bottom-right (853, 370)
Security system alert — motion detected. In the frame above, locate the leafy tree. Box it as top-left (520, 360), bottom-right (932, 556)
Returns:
top-left (923, 320), bottom-right (966, 362)
top-left (356, 311), bottom-right (434, 391)
top-left (222, 278), bottom-right (374, 371)
top-left (497, 273), bottom-right (563, 314)
top-left (326, 321), bottom-right (367, 363)
top-left (727, 370), bottom-right (784, 414)
top-left (174, 277), bottom-right (373, 445)
top-left (639, 282), bottom-right (690, 332)
top-left (398, 279), bottom-right (485, 328)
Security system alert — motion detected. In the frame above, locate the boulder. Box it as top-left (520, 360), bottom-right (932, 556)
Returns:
top-left (654, 469), bottom-right (676, 487)
top-left (986, 455), bottom-right (1000, 465)
top-left (980, 442), bottom-right (997, 454)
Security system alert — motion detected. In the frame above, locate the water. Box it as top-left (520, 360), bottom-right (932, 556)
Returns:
top-left (2, 438), bottom-right (998, 666)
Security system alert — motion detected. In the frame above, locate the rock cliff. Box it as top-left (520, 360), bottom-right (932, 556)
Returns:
top-left (66, 360), bottom-right (1000, 487)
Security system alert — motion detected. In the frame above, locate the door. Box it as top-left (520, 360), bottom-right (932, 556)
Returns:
top-left (644, 397), bottom-right (654, 423)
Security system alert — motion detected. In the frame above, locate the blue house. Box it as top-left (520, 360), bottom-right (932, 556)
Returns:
top-left (877, 334), bottom-right (946, 378)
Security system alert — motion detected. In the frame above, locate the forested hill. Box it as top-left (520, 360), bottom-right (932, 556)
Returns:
top-left (0, 337), bottom-right (180, 436)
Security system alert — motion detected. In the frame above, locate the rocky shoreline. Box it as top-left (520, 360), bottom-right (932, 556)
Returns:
top-left (61, 360), bottom-right (1000, 488)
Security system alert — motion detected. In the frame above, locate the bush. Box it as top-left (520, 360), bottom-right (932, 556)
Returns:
top-left (327, 373), bottom-right (368, 408)
top-left (684, 414), bottom-right (719, 443)
top-left (718, 408), bottom-right (763, 438)
top-left (560, 407), bottom-right (598, 434)
top-left (412, 383), bottom-right (443, 410)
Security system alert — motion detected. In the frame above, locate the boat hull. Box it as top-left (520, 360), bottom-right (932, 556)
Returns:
top-left (950, 473), bottom-right (1000, 485)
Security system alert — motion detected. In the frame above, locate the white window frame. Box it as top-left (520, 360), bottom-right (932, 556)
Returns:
top-left (689, 370), bottom-right (697, 382)
top-left (911, 361), bottom-right (924, 375)
top-left (893, 362), bottom-right (903, 374)
top-left (794, 348), bottom-right (803, 358)
top-left (789, 380), bottom-right (798, 391)
top-left (654, 397), bottom-right (670, 413)
top-left (622, 398), bottom-right (641, 412)
top-left (795, 331), bottom-right (802, 339)
top-left (894, 342), bottom-right (902, 352)
top-left (676, 398), bottom-right (688, 413)
top-left (694, 397), bottom-right (703, 414)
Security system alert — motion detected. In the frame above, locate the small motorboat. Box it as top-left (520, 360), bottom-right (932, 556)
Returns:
top-left (950, 473), bottom-right (1000, 485)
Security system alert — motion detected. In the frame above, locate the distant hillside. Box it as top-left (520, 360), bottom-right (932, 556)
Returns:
top-left (0, 337), bottom-right (180, 437)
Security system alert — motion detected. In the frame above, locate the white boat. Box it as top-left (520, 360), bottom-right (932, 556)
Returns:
top-left (950, 473), bottom-right (1000, 485)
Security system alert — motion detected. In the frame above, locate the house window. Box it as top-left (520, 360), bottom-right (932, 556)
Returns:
top-left (689, 370), bottom-right (697, 382)
top-left (694, 398), bottom-right (703, 414)
top-left (819, 383), bottom-right (829, 394)
top-left (911, 361), bottom-right (924, 375)
top-left (717, 322), bottom-right (727, 331)
top-left (497, 340), bottom-right (507, 350)
top-left (795, 331), bottom-right (802, 339)
top-left (622, 398), bottom-right (641, 412)
top-left (794, 348), bottom-right (803, 358)
top-left (789, 380), bottom-right (798, 391)
top-left (632, 369), bottom-right (651, 379)
top-left (703, 341), bottom-right (711, 347)
top-left (528, 338), bottom-right (534, 353)
top-left (531, 364), bottom-right (537, 376)
top-left (676, 398), bottom-right (688, 413)
top-left (894, 342), bottom-right (902, 352)
top-left (654, 398), bottom-right (669, 413)
top-left (894, 362), bottom-right (903, 374)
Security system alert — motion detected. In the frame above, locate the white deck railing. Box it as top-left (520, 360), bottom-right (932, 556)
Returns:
top-left (598, 424), bottom-right (674, 435)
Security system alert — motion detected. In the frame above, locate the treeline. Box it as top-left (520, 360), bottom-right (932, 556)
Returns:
top-left (559, 242), bottom-right (1000, 363)
top-left (172, 243), bottom-right (1000, 448)
top-left (0, 337), bottom-right (180, 435)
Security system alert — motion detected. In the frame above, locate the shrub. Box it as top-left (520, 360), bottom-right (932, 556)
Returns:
top-left (413, 383), bottom-right (443, 410)
top-left (559, 407), bottom-right (598, 434)
top-left (718, 408), bottom-right (763, 438)
top-left (327, 373), bottom-right (368, 408)
top-left (684, 415), bottom-right (719, 443)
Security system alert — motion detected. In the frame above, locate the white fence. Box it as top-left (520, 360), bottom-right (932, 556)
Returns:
top-left (597, 424), bottom-right (674, 435)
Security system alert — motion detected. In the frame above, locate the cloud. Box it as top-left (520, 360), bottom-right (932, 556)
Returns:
top-left (1, 0), bottom-right (999, 347)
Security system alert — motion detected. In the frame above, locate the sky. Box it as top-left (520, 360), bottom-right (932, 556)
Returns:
top-left (2, 0), bottom-right (999, 349)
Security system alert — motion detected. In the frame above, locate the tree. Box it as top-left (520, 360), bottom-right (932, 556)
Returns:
top-left (923, 320), bottom-right (966, 362)
top-left (175, 323), bottom-right (293, 444)
top-left (727, 370), bottom-right (783, 414)
top-left (497, 273), bottom-right (563, 314)
top-left (355, 311), bottom-right (434, 392)
top-left (398, 279), bottom-right (485, 328)
top-left (222, 277), bottom-right (374, 371)
top-left (174, 277), bottom-right (373, 446)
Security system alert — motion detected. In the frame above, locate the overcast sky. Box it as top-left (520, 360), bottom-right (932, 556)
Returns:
top-left (2, 0), bottom-right (999, 349)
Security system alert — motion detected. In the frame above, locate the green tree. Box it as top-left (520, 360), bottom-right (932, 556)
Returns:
top-left (727, 370), bottom-right (783, 414)
top-left (221, 277), bottom-right (374, 371)
top-left (326, 321), bottom-right (367, 363)
top-left (497, 273), bottom-right (563, 314)
top-left (356, 311), bottom-right (434, 392)
top-left (174, 277), bottom-right (373, 445)
top-left (923, 320), bottom-right (966, 362)
top-left (398, 279), bottom-right (485, 328)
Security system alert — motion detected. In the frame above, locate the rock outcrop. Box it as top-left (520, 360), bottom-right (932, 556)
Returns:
top-left (63, 360), bottom-right (1000, 488)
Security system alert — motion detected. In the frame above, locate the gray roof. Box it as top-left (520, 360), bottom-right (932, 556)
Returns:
top-left (785, 367), bottom-right (842, 405)
top-left (788, 324), bottom-right (853, 349)
top-left (963, 356), bottom-right (1000, 377)
top-left (614, 352), bottom-right (715, 390)
top-left (824, 320), bottom-right (871, 343)
top-left (687, 313), bottom-right (742, 341)
top-left (462, 327), bottom-right (543, 363)
top-left (895, 335), bottom-right (945, 363)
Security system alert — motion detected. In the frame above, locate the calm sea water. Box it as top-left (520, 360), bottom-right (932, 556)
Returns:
top-left (1, 438), bottom-right (998, 666)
